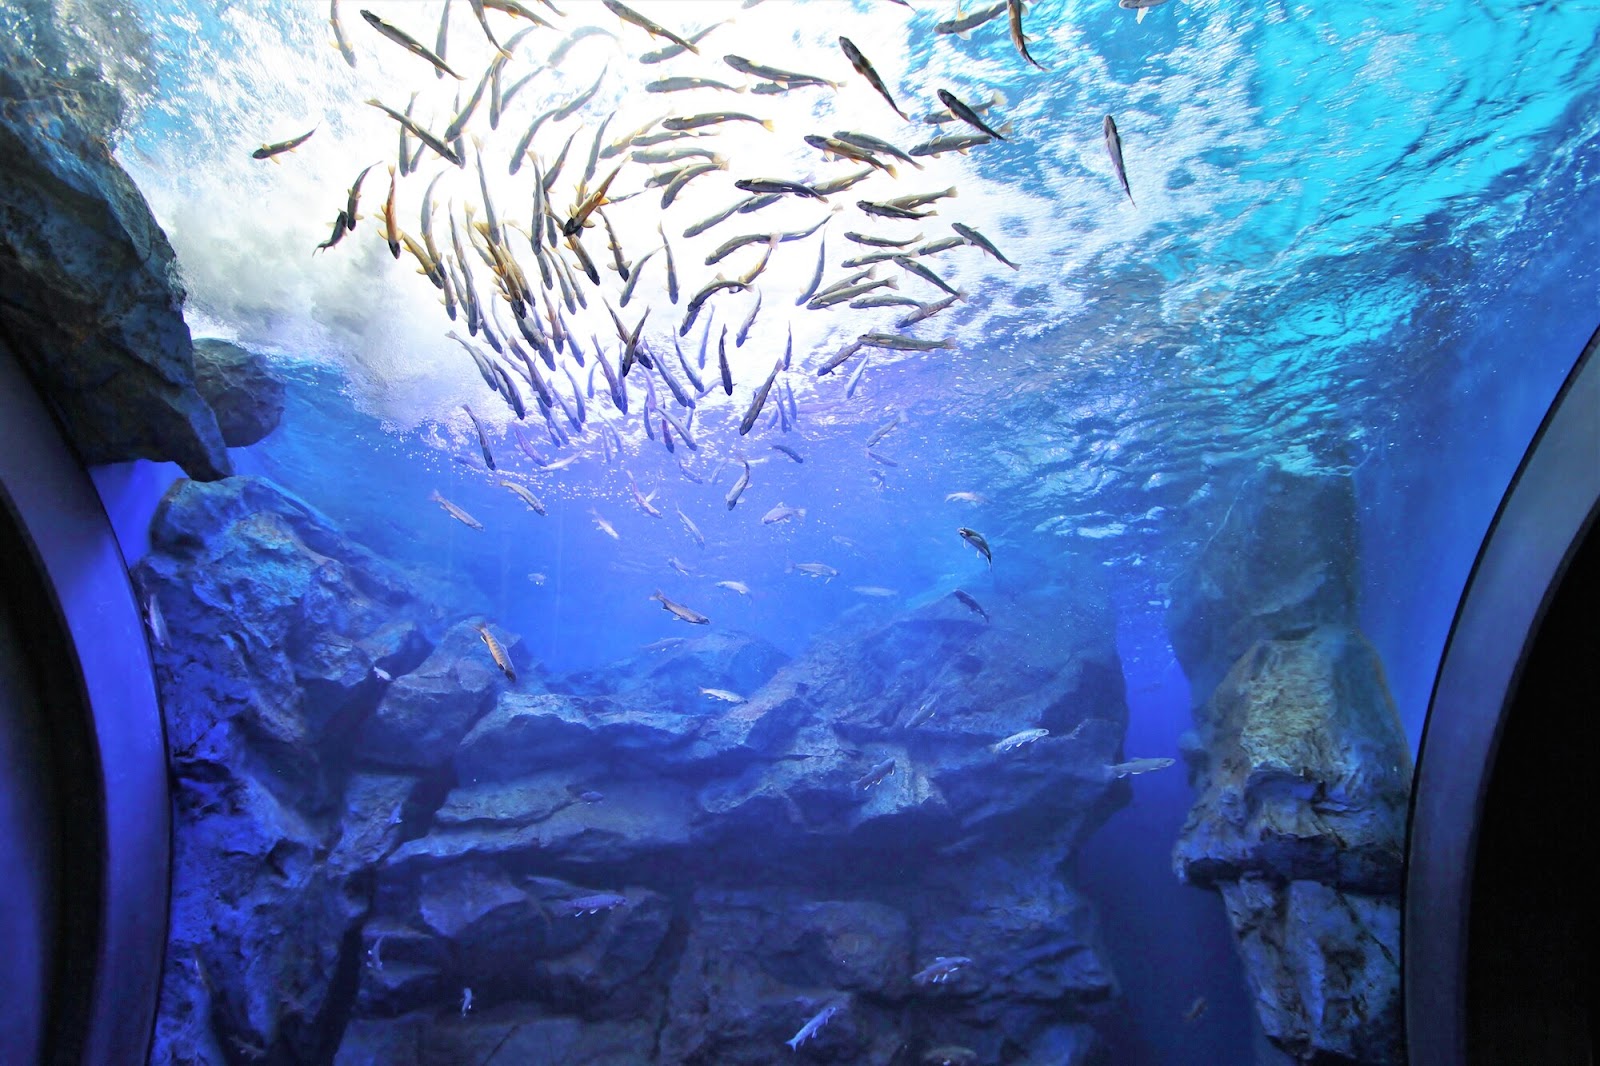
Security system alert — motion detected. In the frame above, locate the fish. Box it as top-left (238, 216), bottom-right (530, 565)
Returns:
top-left (785, 1001), bottom-right (844, 1051)
top-left (865, 416), bottom-right (900, 448)
top-left (1007, 0), bottom-right (1046, 69)
top-left (365, 99), bottom-right (462, 166)
top-left (912, 956), bottom-right (973, 985)
top-left (734, 178), bottom-right (825, 200)
top-left (831, 129), bottom-right (923, 171)
top-left (651, 589), bottom-right (711, 625)
top-left (909, 131), bottom-right (993, 157)
top-left (429, 490), bottom-right (484, 530)
top-left (935, 1), bottom-right (1007, 34)
top-left (549, 25), bottom-right (616, 66)
top-left (762, 502), bottom-right (806, 524)
top-left (359, 9), bottom-right (464, 78)
top-left (142, 589), bottom-right (169, 648)
top-left (342, 161), bottom-right (378, 233)
top-left (716, 580), bottom-right (752, 597)
top-left (1110, 757), bottom-right (1177, 777)
top-left (945, 491), bottom-right (988, 504)
top-left (251, 125), bottom-right (316, 160)
top-left (701, 687), bottom-right (746, 702)
top-left (500, 480), bottom-right (546, 515)
top-left (659, 222), bottom-right (680, 304)
top-left (866, 449), bottom-right (898, 467)
top-left (740, 359), bottom-right (783, 435)
top-left (812, 168), bottom-right (876, 195)
top-left (1104, 115), bottom-right (1134, 205)
top-left (771, 443), bottom-right (804, 464)
top-left (735, 292), bottom-right (763, 346)
top-left (839, 37), bottom-right (908, 120)
top-left (890, 255), bottom-right (959, 297)
top-left (462, 403), bottom-right (496, 469)
top-left (590, 508), bottom-right (621, 540)
top-left (951, 222), bottom-right (1019, 269)
top-left (647, 76), bottom-right (745, 94)
top-left (664, 112), bottom-right (774, 132)
top-left (844, 352), bottom-right (871, 395)
top-left (723, 54), bottom-right (835, 88)
top-left (788, 561), bottom-right (839, 580)
top-left (725, 459), bottom-right (752, 510)
top-left (901, 698), bottom-right (938, 729)
top-left (602, 0), bottom-right (700, 53)
top-left (936, 89), bottom-right (1007, 142)
top-left (460, 987), bottom-right (473, 1016)
top-left (855, 757), bottom-right (895, 790)
top-left (805, 133), bottom-right (898, 175)
top-left (682, 277), bottom-right (746, 336)
top-left (553, 64), bottom-right (610, 122)
top-left (633, 145), bottom-right (726, 166)
top-left (861, 332), bottom-right (952, 352)
top-left (314, 211), bottom-right (349, 253)
top-left (858, 200), bottom-right (932, 221)
top-left (564, 164), bottom-right (622, 237)
top-left (432, 0), bottom-right (451, 77)
top-left (957, 526), bottom-right (992, 566)
top-left (476, 624), bottom-right (517, 681)
top-left (1182, 996), bottom-right (1208, 1024)
top-left (952, 589), bottom-right (989, 622)
top-left (676, 506), bottom-right (705, 547)
top-left (619, 248), bottom-right (658, 307)
top-left (991, 727), bottom-right (1049, 753)
top-left (668, 555), bottom-right (693, 575)
top-left (684, 198), bottom-right (750, 239)
top-left (556, 892), bottom-right (628, 917)
top-left (661, 160), bottom-right (725, 207)
top-left (795, 234), bottom-right (829, 307)
top-left (851, 586), bottom-right (898, 599)
top-left (718, 326), bottom-right (734, 394)
top-left (329, 0), bottom-right (358, 67)
top-left (641, 22), bottom-right (723, 62)
top-left (643, 636), bottom-right (687, 653)
top-left (627, 470), bottom-right (664, 518)
top-left (845, 231), bottom-right (919, 249)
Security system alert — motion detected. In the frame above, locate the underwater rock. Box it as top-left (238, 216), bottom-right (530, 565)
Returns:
top-left (334, 1013), bottom-right (657, 1066)
top-left (356, 619), bottom-right (535, 770)
top-left (1173, 626), bottom-right (1412, 893)
top-left (139, 475), bottom-right (442, 1065)
top-left (1220, 878), bottom-right (1403, 1066)
top-left (1172, 626), bottom-right (1409, 1064)
top-left (567, 629), bottom-right (791, 709)
top-left (192, 337), bottom-right (287, 447)
top-left (0, 39), bottom-right (231, 480)
top-left (1165, 465), bottom-right (1358, 702)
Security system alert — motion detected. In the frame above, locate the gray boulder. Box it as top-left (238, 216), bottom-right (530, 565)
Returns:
top-left (0, 34), bottom-right (229, 479)
top-left (192, 338), bottom-right (286, 447)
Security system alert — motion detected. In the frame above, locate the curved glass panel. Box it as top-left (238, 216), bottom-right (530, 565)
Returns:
top-left (2, 0), bottom-right (1594, 1061)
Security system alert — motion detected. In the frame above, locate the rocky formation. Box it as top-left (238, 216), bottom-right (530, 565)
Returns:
top-left (141, 475), bottom-right (1133, 1064)
top-left (1167, 466), bottom-right (1409, 1065)
top-left (192, 338), bottom-right (286, 447)
top-left (0, 22), bottom-right (230, 480)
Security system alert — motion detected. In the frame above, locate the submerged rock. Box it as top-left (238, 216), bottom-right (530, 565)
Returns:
top-left (0, 35), bottom-right (230, 479)
top-left (1166, 466), bottom-right (1408, 1066)
top-left (192, 337), bottom-right (286, 447)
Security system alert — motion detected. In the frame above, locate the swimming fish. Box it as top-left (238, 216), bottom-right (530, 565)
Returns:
top-left (716, 580), bottom-right (752, 596)
top-left (839, 37), bottom-right (908, 120)
top-left (1110, 756), bottom-right (1176, 777)
top-left (761, 502), bottom-right (806, 524)
top-left (429, 490), bottom-right (483, 530)
top-left (365, 99), bottom-right (462, 166)
top-left (952, 222), bottom-right (1019, 269)
top-left (1007, 0), bottom-right (1046, 70)
top-left (557, 892), bottom-right (628, 916)
top-left (701, 687), bottom-right (746, 703)
top-left (788, 561), bottom-right (839, 580)
top-left (853, 586), bottom-right (899, 598)
top-left (855, 758), bottom-right (895, 790)
top-left (991, 727), bottom-right (1049, 753)
top-left (359, 9), bottom-right (463, 78)
top-left (725, 458), bottom-right (752, 509)
top-left (952, 589), bottom-right (989, 622)
top-left (912, 956), bottom-right (973, 985)
top-left (935, 1), bottom-right (1006, 34)
top-left (143, 590), bottom-right (169, 648)
top-left (591, 508), bottom-right (621, 540)
top-left (251, 125), bottom-right (317, 160)
top-left (602, 0), bottom-right (700, 53)
top-left (664, 112), bottom-right (774, 132)
top-left (1104, 114), bottom-right (1134, 205)
top-left (329, 0), bottom-right (358, 66)
top-left (937, 89), bottom-right (1007, 141)
top-left (460, 987), bottom-right (473, 1017)
top-left (314, 211), bottom-right (349, 253)
top-left (476, 623), bottom-right (517, 681)
top-left (723, 54), bottom-right (835, 88)
top-left (771, 443), bottom-right (804, 463)
top-left (786, 1001), bottom-right (845, 1051)
top-left (739, 359), bottom-right (783, 435)
top-left (734, 178), bottom-right (826, 200)
top-left (500, 480), bottom-right (548, 514)
top-left (958, 526), bottom-right (992, 566)
top-left (1182, 996), bottom-right (1208, 1023)
top-left (651, 589), bottom-right (711, 625)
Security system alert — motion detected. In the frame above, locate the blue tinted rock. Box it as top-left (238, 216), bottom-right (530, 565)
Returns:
top-left (192, 338), bottom-right (286, 447)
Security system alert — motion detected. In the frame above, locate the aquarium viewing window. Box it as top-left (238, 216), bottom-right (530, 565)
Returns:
top-left (0, 0), bottom-right (1596, 1063)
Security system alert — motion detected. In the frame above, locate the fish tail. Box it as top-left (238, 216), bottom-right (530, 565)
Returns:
top-left (761, 119), bottom-right (775, 131)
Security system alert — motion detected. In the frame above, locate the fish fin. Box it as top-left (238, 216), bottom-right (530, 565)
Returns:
top-left (761, 119), bottom-right (775, 131)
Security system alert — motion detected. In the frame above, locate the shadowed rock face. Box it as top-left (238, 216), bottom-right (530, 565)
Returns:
top-left (1167, 466), bottom-right (1408, 1066)
top-left (139, 474), bottom-right (1134, 1066)
top-left (192, 338), bottom-right (286, 447)
top-left (0, 33), bottom-right (230, 480)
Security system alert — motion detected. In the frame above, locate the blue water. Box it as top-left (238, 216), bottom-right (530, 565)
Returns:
top-left (77, 0), bottom-right (1600, 1061)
